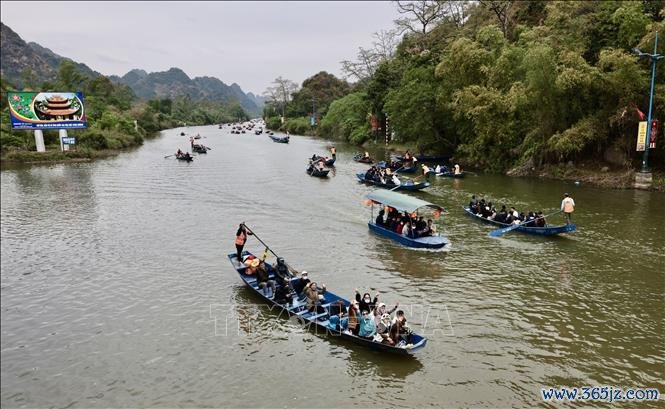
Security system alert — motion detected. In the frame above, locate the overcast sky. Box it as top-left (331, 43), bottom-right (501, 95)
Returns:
top-left (1, 1), bottom-right (402, 95)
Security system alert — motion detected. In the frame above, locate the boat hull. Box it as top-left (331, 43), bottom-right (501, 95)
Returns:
top-left (368, 222), bottom-right (449, 249)
top-left (307, 168), bottom-right (330, 177)
top-left (269, 135), bottom-right (289, 143)
top-left (463, 207), bottom-right (577, 236)
top-left (356, 173), bottom-right (430, 191)
top-left (227, 252), bottom-right (427, 355)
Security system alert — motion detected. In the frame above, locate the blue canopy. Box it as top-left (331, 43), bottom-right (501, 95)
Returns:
top-left (365, 190), bottom-right (443, 213)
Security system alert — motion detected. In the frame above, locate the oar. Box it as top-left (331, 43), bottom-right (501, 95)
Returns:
top-left (241, 223), bottom-right (297, 277)
top-left (489, 210), bottom-right (562, 237)
top-left (164, 154), bottom-right (174, 158)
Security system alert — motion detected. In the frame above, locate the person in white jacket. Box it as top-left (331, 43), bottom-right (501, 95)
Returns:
top-left (561, 193), bottom-right (575, 224)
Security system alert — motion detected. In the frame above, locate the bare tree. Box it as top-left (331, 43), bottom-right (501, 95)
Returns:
top-left (479, 0), bottom-right (511, 37)
top-left (442, 1), bottom-right (471, 28)
top-left (393, 0), bottom-right (447, 35)
top-left (341, 29), bottom-right (399, 83)
top-left (263, 76), bottom-right (299, 118)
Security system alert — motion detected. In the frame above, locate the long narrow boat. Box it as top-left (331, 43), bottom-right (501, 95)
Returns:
top-left (175, 153), bottom-right (193, 162)
top-left (364, 190), bottom-right (450, 249)
top-left (428, 170), bottom-right (464, 178)
top-left (353, 154), bottom-right (373, 164)
top-left (395, 154), bottom-right (450, 162)
top-left (356, 172), bottom-right (430, 191)
top-left (377, 161), bottom-right (417, 174)
top-left (306, 166), bottom-right (330, 177)
top-left (269, 135), bottom-right (290, 143)
top-left (227, 251), bottom-right (427, 355)
top-left (312, 155), bottom-right (336, 166)
top-left (192, 145), bottom-right (209, 154)
top-left (463, 207), bottom-right (577, 236)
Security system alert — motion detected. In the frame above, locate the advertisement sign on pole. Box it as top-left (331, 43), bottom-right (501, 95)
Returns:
top-left (649, 120), bottom-right (658, 149)
top-left (7, 92), bottom-right (86, 130)
top-left (637, 121), bottom-right (648, 151)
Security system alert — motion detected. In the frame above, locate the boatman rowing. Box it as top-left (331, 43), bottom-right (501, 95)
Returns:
top-left (561, 193), bottom-right (575, 224)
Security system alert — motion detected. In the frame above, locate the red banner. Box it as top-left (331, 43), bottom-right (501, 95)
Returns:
top-left (371, 115), bottom-right (377, 131)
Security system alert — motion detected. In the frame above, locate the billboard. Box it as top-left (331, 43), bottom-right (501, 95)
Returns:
top-left (8, 92), bottom-right (87, 130)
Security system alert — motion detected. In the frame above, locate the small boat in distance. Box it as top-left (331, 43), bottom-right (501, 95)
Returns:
top-left (463, 207), bottom-right (576, 236)
top-left (269, 134), bottom-right (289, 143)
top-left (364, 190), bottom-right (450, 249)
top-left (356, 172), bottom-right (430, 191)
top-left (353, 153), bottom-right (373, 164)
top-left (376, 161), bottom-right (417, 174)
top-left (227, 250), bottom-right (427, 355)
top-left (175, 152), bottom-right (193, 162)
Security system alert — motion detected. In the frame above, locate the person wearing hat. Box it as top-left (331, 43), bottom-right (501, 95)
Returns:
top-left (244, 257), bottom-right (260, 274)
top-left (274, 257), bottom-right (293, 282)
top-left (292, 271), bottom-right (310, 295)
top-left (561, 193), bottom-right (575, 224)
top-left (372, 301), bottom-right (399, 326)
top-left (376, 313), bottom-right (395, 345)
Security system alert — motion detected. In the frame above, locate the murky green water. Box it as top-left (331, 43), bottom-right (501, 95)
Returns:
top-left (2, 126), bottom-right (663, 408)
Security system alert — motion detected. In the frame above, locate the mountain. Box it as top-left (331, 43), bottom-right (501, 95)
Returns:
top-left (0, 22), bottom-right (100, 87)
top-left (1, 22), bottom-right (260, 115)
top-left (246, 92), bottom-right (265, 109)
top-left (110, 68), bottom-right (259, 115)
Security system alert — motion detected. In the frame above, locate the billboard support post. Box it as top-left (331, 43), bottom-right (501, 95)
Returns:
top-left (59, 129), bottom-right (67, 152)
top-left (34, 130), bottom-right (45, 152)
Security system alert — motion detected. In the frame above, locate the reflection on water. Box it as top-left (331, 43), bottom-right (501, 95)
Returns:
top-left (2, 125), bottom-right (664, 408)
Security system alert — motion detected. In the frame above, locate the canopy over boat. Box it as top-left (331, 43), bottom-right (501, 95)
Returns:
top-left (366, 189), bottom-right (442, 213)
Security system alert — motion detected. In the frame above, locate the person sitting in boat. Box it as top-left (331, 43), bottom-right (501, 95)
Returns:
top-left (375, 209), bottom-right (385, 227)
top-left (363, 151), bottom-right (370, 159)
top-left (304, 281), bottom-right (326, 313)
top-left (176, 148), bottom-right (183, 157)
top-left (454, 163), bottom-right (462, 175)
top-left (423, 219), bottom-right (437, 236)
top-left (402, 221), bottom-right (414, 238)
top-left (327, 313), bottom-right (348, 332)
top-left (434, 164), bottom-right (441, 173)
top-left (391, 174), bottom-right (401, 186)
top-left (273, 278), bottom-right (294, 305)
top-left (525, 211), bottom-right (536, 227)
top-left (376, 313), bottom-right (394, 345)
top-left (292, 271), bottom-right (310, 295)
top-left (346, 300), bottom-right (359, 335)
top-left (329, 300), bottom-right (347, 318)
top-left (469, 195), bottom-right (478, 213)
top-left (317, 161), bottom-right (325, 171)
top-left (255, 260), bottom-right (276, 297)
top-left (373, 302), bottom-right (399, 325)
top-left (358, 309), bottom-right (377, 339)
top-left (421, 164), bottom-right (431, 176)
top-left (355, 290), bottom-right (378, 313)
top-left (415, 216), bottom-right (427, 237)
top-left (535, 211), bottom-right (546, 227)
top-left (391, 310), bottom-right (414, 347)
top-left (273, 257), bottom-right (293, 282)
top-left (395, 219), bottom-right (404, 234)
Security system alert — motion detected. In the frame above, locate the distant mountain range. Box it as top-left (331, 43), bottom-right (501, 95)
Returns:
top-left (0, 22), bottom-right (263, 115)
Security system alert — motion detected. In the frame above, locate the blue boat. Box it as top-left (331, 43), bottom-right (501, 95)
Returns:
top-left (227, 251), bottom-right (427, 355)
top-left (377, 160), bottom-right (417, 174)
top-left (364, 190), bottom-right (450, 249)
top-left (463, 207), bottom-right (577, 236)
top-left (269, 134), bottom-right (289, 143)
top-left (356, 172), bottom-right (430, 191)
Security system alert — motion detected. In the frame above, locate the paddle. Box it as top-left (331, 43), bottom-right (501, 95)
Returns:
top-left (164, 155), bottom-right (174, 158)
top-left (241, 223), bottom-right (297, 278)
top-left (489, 210), bottom-right (562, 237)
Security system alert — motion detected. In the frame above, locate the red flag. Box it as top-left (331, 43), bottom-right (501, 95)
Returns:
top-left (636, 107), bottom-right (646, 120)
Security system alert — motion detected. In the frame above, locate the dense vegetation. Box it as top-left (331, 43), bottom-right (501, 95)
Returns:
top-left (1, 60), bottom-right (249, 161)
top-left (265, 1), bottom-right (665, 172)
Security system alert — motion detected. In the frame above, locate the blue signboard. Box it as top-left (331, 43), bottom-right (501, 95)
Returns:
top-left (8, 92), bottom-right (87, 130)
top-left (62, 137), bottom-right (76, 145)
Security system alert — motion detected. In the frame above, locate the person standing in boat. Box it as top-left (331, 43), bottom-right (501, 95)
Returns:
top-left (330, 146), bottom-right (336, 158)
top-left (561, 193), bottom-right (575, 224)
top-left (454, 163), bottom-right (461, 175)
top-left (234, 224), bottom-right (253, 262)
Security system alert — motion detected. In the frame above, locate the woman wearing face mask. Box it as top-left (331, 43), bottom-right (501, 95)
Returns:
top-left (355, 289), bottom-right (379, 313)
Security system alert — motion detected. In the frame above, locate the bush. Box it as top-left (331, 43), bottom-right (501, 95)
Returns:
top-left (283, 117), bottom-right (311, 135)
top-left (266, 117), bottom-right (282, 130)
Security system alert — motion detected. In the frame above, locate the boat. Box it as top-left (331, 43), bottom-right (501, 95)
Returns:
top-left (377, 160), bottom-right (417, 174)
top-left (192, 145), bottom-right (209, 154)
top-left (356, 172), bottom-right (430, 191)
top-left (395, 154), bottom-right (450, 162)
top-left (269, 135), bottom-right (290, 143)
top-left (353, 154), bottom-right (373, 164)
top-left (227, 251), bottom-right (427, 355)
top-left (306, 165), bottom-right (330, 177)
top-left (175, 153), bottom-right (193, 162)
top-left (255, 129), bottom-right (263, 135)
top-left (312, 155), bottom-right (336, 166)
top-left (463, 207), bottom-right (577, 236)
top-left (429, 170), bottom-right (465, 178)
top-left (194, 134), bottom-right (202, 139)
top-left (364, 190), bottom-right (450, 249)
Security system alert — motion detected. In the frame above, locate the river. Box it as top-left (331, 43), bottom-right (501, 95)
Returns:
top-left (1, 126), bottom-right (663, 408)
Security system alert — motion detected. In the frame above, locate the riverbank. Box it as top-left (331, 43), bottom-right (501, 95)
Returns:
top-left (0, 147), bottom-right (134, 166)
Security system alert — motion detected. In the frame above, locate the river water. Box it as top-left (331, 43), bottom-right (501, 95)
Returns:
top-left (1, 126), bottom-right (664, 408)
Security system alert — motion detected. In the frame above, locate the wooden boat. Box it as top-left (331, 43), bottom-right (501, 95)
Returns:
top-left (192, 145), bottom-right (208, 154)
top-left (356, 172), bottom-right (430, 191)
top-left (269, 135), bottom-right (289, 143)
top-left (306, 165), bottom-right (330, 177)
top-left (227, 251), bottom-right (427, 355)
top-left (463, 207), bottom-right (577, 236)
top-left (312, 155), bottom-right (336, 166)
top-left (428, 170), bottom-right (465, 178)
top-left (364, 190), bottom-right (450, 249)
top-left (395, 154), bottom-right (450, 162)
top-left (353, 154), bottom-right (373, 164)
top-left (255, 129), bottom-right (262, 135)
top-left (377, 161), bottom-right (417, 174)
top-left (175, 153), bottom-right (193, 162)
